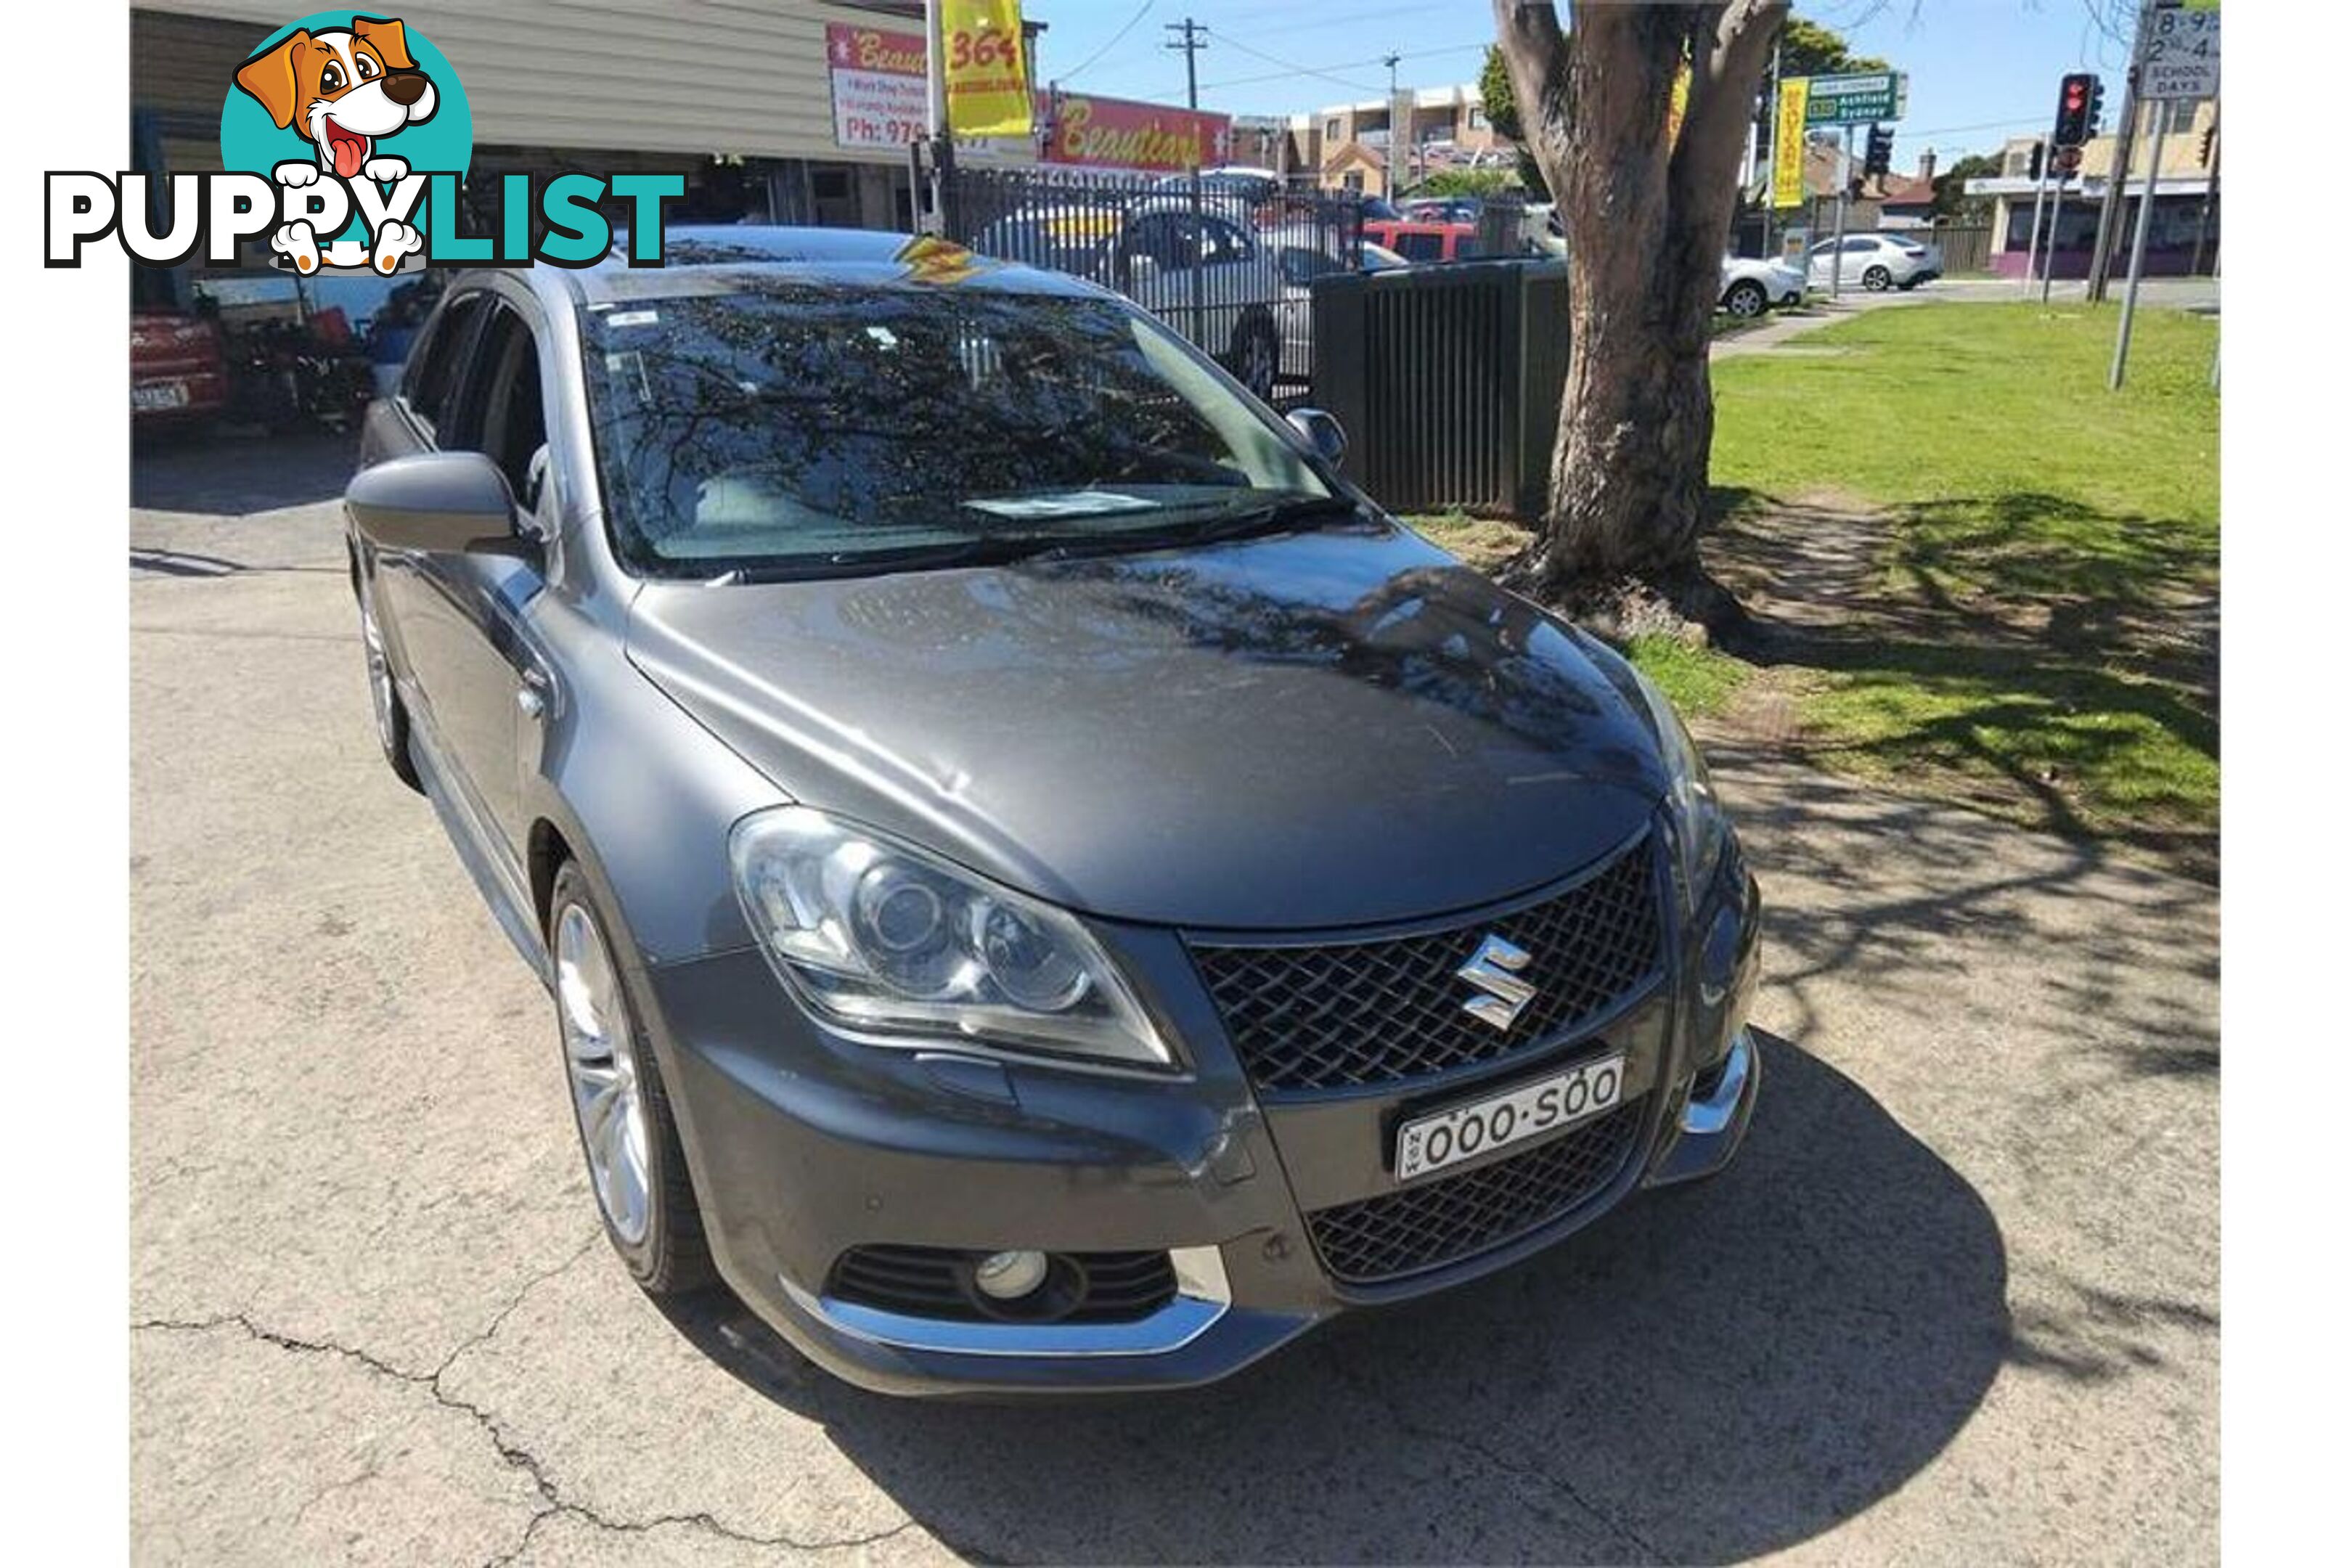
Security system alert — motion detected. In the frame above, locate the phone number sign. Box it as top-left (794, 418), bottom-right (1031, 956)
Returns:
top-left (826, 23), bottom-right (929, 149)
top-left (2142, 6), bottom-right (2218, 102)
top-left (1803, 70), bottom-right (1908, 126)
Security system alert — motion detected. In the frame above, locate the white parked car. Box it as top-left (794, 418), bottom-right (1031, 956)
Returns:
top-left (1720, 255), bottom-right (1808, 317)
top-left (971, 202), bottom-right (1333, 401)
top-left (1805, 232), bottom-right (1943, 292)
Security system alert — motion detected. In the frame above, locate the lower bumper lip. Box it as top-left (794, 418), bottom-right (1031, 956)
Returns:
top-left (779, 1244), bottom-right (1235, 1358)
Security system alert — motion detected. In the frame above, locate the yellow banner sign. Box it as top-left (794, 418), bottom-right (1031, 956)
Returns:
top-left (1772, 77), bottom-right (1809, 208)
top-left (942, 0), bottom-right (1032, 138)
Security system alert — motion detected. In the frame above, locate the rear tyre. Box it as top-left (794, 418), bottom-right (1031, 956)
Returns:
top-left (549, 862), bottom-right (715, 1297)
top-left (1225, 312), bottom-right (1281, 404)
top-left (355, 564), bottom-right (423, 793)
top-left (1862, 265), bottom-right (1892, 292)
top-left (1722, 279), bottom-right (1768, 319)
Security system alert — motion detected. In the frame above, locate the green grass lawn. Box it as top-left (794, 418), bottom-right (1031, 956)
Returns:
top-left (1419, 300), bottom-right (2221, 869)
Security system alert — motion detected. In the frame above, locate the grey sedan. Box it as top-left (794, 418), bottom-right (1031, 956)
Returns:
top-left (343, 226), bottom-right (1762, 1395)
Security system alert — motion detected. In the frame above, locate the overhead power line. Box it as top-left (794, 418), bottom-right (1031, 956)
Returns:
top-left (1204, 25), bottom-right (1383, 97)
top-left (1196, 41), bottom-right (1487, 96)
top-left (1055, 0), bottom-right (1156, 89)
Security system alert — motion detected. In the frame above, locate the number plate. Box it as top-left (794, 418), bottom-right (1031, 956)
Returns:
top-left (131, 382), bottom-right (189, 411)
top-left (1394, 1053), bottom-right (1626, 1183)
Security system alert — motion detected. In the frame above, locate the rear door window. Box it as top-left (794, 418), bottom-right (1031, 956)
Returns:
top-left (1395, 230), bottom-right (1445, 263)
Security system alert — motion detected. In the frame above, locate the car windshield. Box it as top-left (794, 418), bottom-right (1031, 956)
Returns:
top-left (580, 283), bottom-right (1337, 579)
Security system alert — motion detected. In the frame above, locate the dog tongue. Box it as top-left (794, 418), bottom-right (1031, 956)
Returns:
top-left (330, 131), bottom-right (366, 180)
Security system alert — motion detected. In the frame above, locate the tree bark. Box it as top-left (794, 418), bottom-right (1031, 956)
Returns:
top-left (1492, 0), bottom-right (1788, 598)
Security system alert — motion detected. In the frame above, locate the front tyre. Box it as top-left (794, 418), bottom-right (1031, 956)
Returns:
top-left (1722, 279), bottom-right (1768, 319)
top-left (355, 565), bottom-right (422, 793)
top-left (1862, 264), bottom-right (1892, 292)
top-left (550, 863), bottom-right (714, 1295)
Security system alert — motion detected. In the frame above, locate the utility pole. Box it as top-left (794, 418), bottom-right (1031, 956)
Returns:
top-left (1164, 16), bottom-right (1205, 111)
top-left (1165, 17), bottom-right (1209, 351)
top-left (2088, 0), bottom-right (2156, 303)
top-left (1383, 52), bottom-right (1405, 197)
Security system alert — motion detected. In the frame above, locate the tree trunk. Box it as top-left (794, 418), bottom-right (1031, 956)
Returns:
top-left (1491, 1), bottom-right (1787, 600)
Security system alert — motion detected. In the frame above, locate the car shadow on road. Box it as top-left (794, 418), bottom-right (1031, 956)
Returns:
top-left (658, 1032), bottom-right (2007, 1564)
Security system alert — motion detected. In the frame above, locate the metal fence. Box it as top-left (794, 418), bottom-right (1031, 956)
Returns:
top-left (939, 165), bottom-right (1363, 406)
top-left (1310, 258), bottom-right (1568, 518)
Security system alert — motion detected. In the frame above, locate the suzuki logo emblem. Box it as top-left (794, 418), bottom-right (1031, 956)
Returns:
top-left (1456, 933), bottom-right (1538, 1032)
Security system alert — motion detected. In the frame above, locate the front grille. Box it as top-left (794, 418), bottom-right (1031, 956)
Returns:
top-left (1191, 833), bottom-right (1664, 1093)
top-left (828, 1246), bottom-right (1177, 1324)
top-left (1306, 1100), bottom-right (1646, 1283)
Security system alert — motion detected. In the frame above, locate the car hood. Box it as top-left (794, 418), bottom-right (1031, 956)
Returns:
top-left (626, 520), bottom-right (1667, 931)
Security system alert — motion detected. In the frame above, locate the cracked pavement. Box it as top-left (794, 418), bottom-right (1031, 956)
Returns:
top-left (131, 434), bottom-right (2217, 1564)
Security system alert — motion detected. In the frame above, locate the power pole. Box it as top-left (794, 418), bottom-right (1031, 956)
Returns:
top-left (1165, 16), bottom-right (1206, 110)
top-left (2088, 0), bottom-right (2157, 303)
top-left (1165, 17), bottom-right (1209, 347)
top-left (1383, 52), bottom-right (1405, 197)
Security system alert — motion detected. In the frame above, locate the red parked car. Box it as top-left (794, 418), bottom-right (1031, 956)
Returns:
top-left (1358, 219), bottom-right (1483, 265)
top-left (131, 309), bottom-right (229, 428)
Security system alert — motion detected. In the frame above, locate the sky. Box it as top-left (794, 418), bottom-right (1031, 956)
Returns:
top-left (1024, 1), bottom-right (2146, 173)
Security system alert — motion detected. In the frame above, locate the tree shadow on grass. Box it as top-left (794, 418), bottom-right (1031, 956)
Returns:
top-left (1702, 488), bottom-right (2218, 878)
top-left (658, 1034), bottom-right (2013, 1564)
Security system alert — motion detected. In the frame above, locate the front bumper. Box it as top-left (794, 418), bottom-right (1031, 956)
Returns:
top-left (632, 841), bottom-right (1763, 1396)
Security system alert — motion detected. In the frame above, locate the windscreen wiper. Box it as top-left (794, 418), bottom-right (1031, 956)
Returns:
top-left (1171, 494), bottom-right (1365, 547)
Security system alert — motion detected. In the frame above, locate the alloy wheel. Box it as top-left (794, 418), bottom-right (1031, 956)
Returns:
top-left (1725, 282), bottom-right (1765, 318)
top-left (555, 899), bottom-right (653, 1246)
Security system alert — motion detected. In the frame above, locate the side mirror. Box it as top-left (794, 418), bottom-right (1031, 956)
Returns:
top-left (346, 451), bottom-right (519, 554)
top-left (1286, 407), bottom-right (1348, 466)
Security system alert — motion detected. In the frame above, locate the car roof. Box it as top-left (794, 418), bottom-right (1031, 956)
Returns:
top-left (518, 225), bottom-right (1114, 307)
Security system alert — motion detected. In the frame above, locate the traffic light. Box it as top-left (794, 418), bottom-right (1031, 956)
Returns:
top-left (1863, 124), bottom-right (1893, 179)
top-left (2027, 139), bottom-right (2045, 181)
top-left (2053, 72), bottom-right (2099, 147)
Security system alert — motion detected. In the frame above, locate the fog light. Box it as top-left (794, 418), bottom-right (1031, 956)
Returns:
top-left (973, 1249), bottom-right (1050, 1301)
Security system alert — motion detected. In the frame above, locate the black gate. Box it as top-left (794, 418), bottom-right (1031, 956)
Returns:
top-left (936, 163), bottom-right (1361, 406)
top-left (1310, 258), bottom-right (1568, 518)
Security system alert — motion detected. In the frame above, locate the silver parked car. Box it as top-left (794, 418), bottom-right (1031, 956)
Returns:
top-left (1720, 255), bottom-right (1808, 317)
top-left (970, 200), bottom-right (1294, 400)
top-left (343, 227), bottom-right (1763, 1396)
top-left (1805, 232), bottom-right (1943, 292)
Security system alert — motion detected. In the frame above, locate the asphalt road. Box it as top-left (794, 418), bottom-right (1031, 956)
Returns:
top-left (130, 433), bottom-right (2218, 1565)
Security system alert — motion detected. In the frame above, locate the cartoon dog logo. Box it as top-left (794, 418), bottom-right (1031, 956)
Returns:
top-left (233, 15), bottom-right (437, 275)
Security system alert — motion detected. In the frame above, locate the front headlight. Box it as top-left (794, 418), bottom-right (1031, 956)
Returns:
top-left (728, 807), bottom-right (1173, 1069)
top-left (1625, 666), bottom-right (1729, 914)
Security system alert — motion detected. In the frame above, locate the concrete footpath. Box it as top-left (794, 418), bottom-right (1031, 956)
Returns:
top-left (130, 439), bottom-right (2216, 1565)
